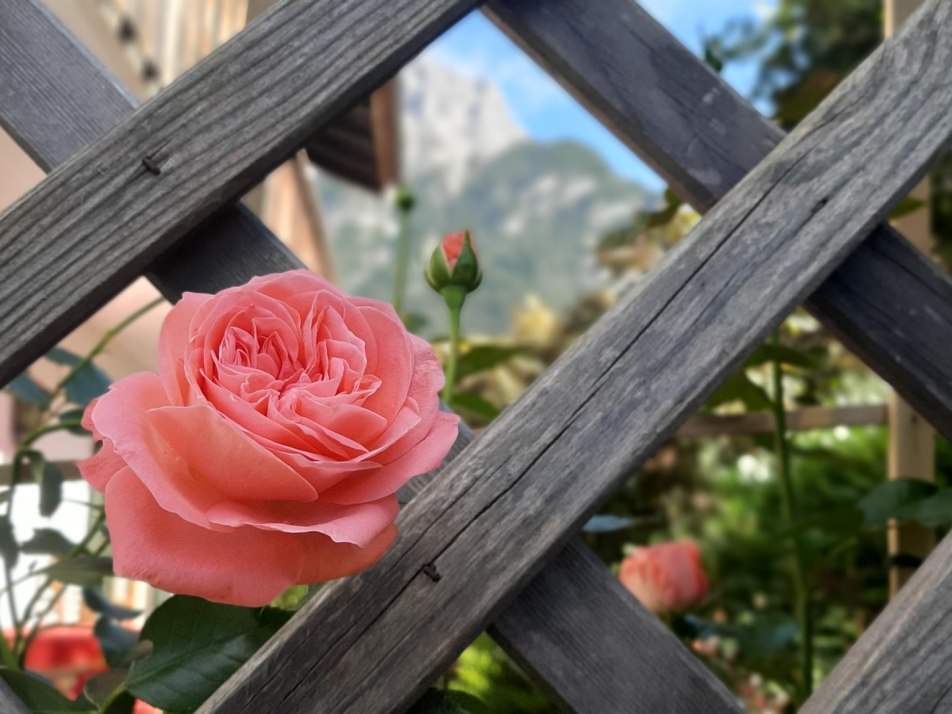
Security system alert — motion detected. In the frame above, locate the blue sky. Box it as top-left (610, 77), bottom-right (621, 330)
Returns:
top-left (424, 0), bottom-right (777, 190)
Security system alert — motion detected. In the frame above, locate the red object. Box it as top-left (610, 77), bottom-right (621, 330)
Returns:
top-left (619, 540), bottom-right (709, 614)
top-left (11, 625), bottom-right (158, 711)
top-left (22, 626), bottom-right (107, 699)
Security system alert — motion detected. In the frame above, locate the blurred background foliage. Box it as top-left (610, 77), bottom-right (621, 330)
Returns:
top-left (424, 0), bottom-right (952, 711)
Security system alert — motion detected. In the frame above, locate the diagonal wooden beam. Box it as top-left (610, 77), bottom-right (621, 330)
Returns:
top-left (802, 529), bottom-right (952, 712)
top-left (0, 0), bottom-right (478, 387)
top-left (485, 0), bottom-right (952, 444)
top-left (202, 2), bottom-right (952, 711)
top-left (0, 3), bottom-right (741, 712)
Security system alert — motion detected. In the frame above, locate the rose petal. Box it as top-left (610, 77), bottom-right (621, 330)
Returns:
top-left (91, 373), bottom-right (222, 528)
top-left (321, 411), bottom-right (459, 504)
top-left (145, 404), bottom-right (316, 503)
top-left (105, 467), bottom-right (393, 605)
top-left (348, 304), bottom-right (413, 421)
top-left (77, 437), bottom-right (125, 493)
top-left (158, 292), bottom-right (207, 405)
top-left (296, 525), bottom-right (395, 584)
top-left (205, 494), bottom-right (398, 547)
top-left (105, 468), bottom-right (302, 606)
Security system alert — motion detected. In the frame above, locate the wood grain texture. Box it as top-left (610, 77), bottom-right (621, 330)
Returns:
top-left (803, 528), bottom-right (952, 713)
top-left (0, 0), bottom-right (301, 302)
top-left (491, 540), bottom-right (742, 713)
top-left (0, 0), bottom-right (476, 385)
top-left (0, 4), bottom-right (740, 712)
top-left (485, 0), bottom-right (952, 443)
top-left (402, 422), bottom-right (742, 714)
top-left (202, 3), bottom-right (952, 711)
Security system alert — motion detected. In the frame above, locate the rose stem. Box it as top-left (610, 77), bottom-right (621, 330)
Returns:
top-left (42, 296), bottom-right (164, 413)
top-left (770, 333), bottom-right (813, 699)
top-left (441, 286), bottom-right (465, 408)
top-left (392, 198), bottom-right (413, 319)
top-left (16, 526), bottom-right (108, 660)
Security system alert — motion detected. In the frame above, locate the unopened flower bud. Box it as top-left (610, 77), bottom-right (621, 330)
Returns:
top-left (425, 230), bottom-right (482, 297)
top-left (395, 185), bottom-right (416, 213)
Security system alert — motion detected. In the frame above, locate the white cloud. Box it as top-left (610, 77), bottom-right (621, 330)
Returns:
top-left (426, 43), bottom-right (566, 113)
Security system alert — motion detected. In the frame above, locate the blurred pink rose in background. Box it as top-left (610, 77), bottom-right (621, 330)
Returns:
top-left (80, 270), bottom-right (458, 606)
top-left (619, 540), bottom-right (709, 614)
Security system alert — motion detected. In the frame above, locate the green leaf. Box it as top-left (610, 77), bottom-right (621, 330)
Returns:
top-left (59, 409), bottom-right (89, 436)
top-left (83, 670), bottom-right (135, 714)
top-left (83, 588), bottom-right (141, 621)
top-left (745, 344), bottom-right (816, 369)
top-left (889, 196), bottom-right (925, 220)
top-left (582, 514), bottom-right (636, 533)
top-left (705, 372), bottom-right (772, 411)
top-left (408, 689), bottom-right (489, 714)
top-left (455, 345), bottom-right (526, 381)
top-left (402, 312), bottom-right (429, 333)
top-left (0, 668), bottom-right (95, 713)
top-left (40, 463), bottom-right (63, 518)
top-left (6, 374), bottom-right (49, 405)
top-left (452, 393), bottom-right (500, 422)
top-left (21, 529), bottom-right (75, 557)
top-left (42, 557), bottom-right (114, 586)
top-left (83, 669), bottom-right (127, 707)
top-left (901, 489), bottom-right (952, 528)
top-left (125, 595), bottom-right (287, 713)
top-left (778, 507), bottom-right (864, 538)
top-left (94, 616), bottom-right (140, 668)
top-left (681, 615), bottom-right (796, 660)
top-left (857, 478), bottom-right (938, 527)
top-left (0, 517), bottom-right (19, 569)
top-left (25, 452), bottom-right (64, 518)
top-left (45, 348), bottom-right (111, 408)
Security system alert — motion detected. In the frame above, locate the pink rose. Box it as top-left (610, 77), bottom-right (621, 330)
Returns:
top-left (619, 541), bottom-right (709, 614)
top-left (79, 270), bottom-right (458, 606)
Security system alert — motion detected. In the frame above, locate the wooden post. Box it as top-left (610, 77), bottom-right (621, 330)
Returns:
top-left (885, 0), bottom-right (936, 597)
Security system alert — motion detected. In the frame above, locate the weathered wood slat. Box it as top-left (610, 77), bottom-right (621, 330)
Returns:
top-left (485, 0), bottom-right (952, 444)
top-left (403, 426), bottom-right (742, 713)
top-left (0, 2), bottom-right (303, 301)
top-left (802, 529), bottom-right (952, 712)
top-left (0, 0), bottom-right (477, 386)
top-left (0, 3), bottom-right (741, 712)
top-left (201, 3), bottom-right (952, 711)
top-left (491, 540), bottom-right (742, 713)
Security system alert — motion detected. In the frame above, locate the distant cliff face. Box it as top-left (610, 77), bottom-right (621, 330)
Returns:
top-left (315, 58), bottom-right (654, 336)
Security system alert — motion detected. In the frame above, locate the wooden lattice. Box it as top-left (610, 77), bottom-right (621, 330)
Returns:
top-left (0, 0), bottom-right (951, 712)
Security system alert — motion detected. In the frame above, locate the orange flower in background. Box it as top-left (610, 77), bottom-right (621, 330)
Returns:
top-left (619, 540), bottom-right (709, 614)
top-left (22, 626), bottom-right (106, 699)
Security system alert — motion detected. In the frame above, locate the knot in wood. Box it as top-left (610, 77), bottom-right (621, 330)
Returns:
top-left (141, 155), bottom-right (162, 175)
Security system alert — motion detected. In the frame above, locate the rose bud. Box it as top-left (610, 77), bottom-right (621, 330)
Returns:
top-left (425, 230), bottom-right (482, 298)
top-left (79, 270), bottom-right (459, 607)
top-left (394, 185), bottom-right (416, 213)
top-left (619, 540), bottom-right (709, 614)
